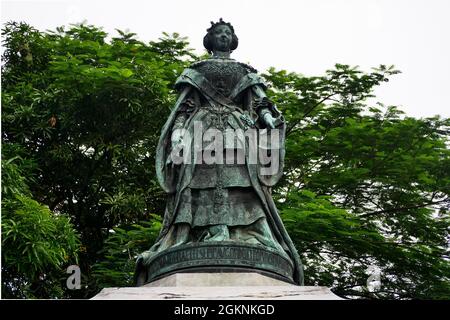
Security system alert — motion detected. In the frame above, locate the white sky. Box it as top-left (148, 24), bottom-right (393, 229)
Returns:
top-left (2, 0), bottom-right (449, 118)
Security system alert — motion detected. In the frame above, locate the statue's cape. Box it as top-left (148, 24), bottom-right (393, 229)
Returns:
top-left (149, 66), bottom-right (303, 285)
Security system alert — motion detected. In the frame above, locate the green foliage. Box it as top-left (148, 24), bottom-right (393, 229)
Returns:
top-left (2, 22), bottom-right (448, 299)
top-left (280, 190), bottom-right (450, 299)
top-left (1, 152), bottom-right (80, 298)
top-left (265, 66), bottom-right (450, 299)
top-left (2, 21), bottom-right (194, 298)
top-left (92, 216), bottom-right (162, 288)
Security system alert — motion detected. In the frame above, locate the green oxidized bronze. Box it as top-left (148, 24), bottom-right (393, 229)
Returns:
top-left (135, 19), bottom-right (304, 285)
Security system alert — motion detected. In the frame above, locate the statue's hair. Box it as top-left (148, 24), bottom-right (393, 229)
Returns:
top-left (203, 18), bottom-right (239, 54)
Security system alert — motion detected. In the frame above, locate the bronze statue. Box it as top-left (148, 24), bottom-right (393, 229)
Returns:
top-left (135, 19), bottom-right (303, 285)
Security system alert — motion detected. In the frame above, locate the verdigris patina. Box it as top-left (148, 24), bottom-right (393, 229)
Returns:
top-left (135, 19), bottom-right (304, 285)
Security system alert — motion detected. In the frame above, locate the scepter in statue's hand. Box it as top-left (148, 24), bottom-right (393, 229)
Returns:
top-left (255, 97), bottom-right (283, 129)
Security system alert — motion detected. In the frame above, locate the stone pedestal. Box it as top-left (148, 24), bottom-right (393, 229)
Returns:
top-left (92, 272), bottom-right (342, 300)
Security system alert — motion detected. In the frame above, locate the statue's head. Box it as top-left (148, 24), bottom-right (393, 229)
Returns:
top-left (203, 18), bottom-right (239, 54)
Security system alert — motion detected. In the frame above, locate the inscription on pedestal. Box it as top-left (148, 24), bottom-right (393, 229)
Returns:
top-left (146, 242), bottom-right (294, 284)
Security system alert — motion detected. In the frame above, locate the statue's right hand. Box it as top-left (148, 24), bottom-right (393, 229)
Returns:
top-left (263, 113), bottom-right (276, 129)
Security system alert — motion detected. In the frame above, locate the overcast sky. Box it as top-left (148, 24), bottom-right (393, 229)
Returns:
top-left (2, 0), bottom-right (449, 118)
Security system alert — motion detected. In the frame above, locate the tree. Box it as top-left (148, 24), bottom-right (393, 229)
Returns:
top-left (1, 144), bottom-right (80, 298)
top-left (264, 66), bottom-right (450, 299)
top-left (1, 21), bottom-right (193, 298)
top-left (2, 22), bottom-right (449, 299)
top-left (91, 218), bottom-right (161, 289)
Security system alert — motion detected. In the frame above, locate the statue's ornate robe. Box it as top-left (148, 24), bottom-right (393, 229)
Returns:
top-left (135, 58), bottom-right (303, 285)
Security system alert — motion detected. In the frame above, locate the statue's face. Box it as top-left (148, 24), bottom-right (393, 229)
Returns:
top-left (211, 24), bottom-right (233, 52)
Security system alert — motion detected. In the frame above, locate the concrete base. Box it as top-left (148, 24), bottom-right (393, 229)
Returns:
top-left (146, 272), bottom-right (292, 287)
top-left (92, 272), bottom-right (342, 300)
